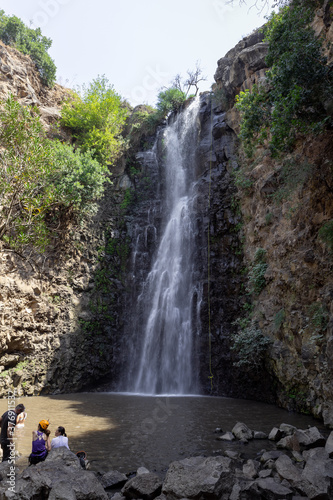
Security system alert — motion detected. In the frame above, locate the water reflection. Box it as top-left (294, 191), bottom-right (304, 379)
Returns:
top-left (0, 393), bottom-right (326, 476)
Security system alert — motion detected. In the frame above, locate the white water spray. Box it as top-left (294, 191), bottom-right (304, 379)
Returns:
top-left (130, 98), bottom-right (201, 394)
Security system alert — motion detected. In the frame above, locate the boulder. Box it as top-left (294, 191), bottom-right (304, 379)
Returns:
top-left (299, 448), bottom-right (333, 498)
top-left (242, 459), bottom-right (260, 479)
top-left (260, 450), bottom-right (284, 463)
top-left (294, 427), bottom-right (326, 450)
top-left (162, 456), bottom-right (231, 499)
top-left (122, 472), bottom-right (162, 500)
top-left (99, 470), bottom-right (128, 489)
top-left (268, 427), bottom-right (284, 441)
top-left (253, 431), bottom-right (268, 439)
top-left (279, 423), bottom-right (297, 436)
top-left (218, 431), bottom-right (235, 441)
top-left (255, 477), bottom-right (293, 499)
top-left (275, 454), bottom-right (302, 485)
top-left (232, 422), bottom-right (253, 441)
top-left (0, 448), bottom-right (108, 499)
top-left (276, 434), bottom-right (300, 451)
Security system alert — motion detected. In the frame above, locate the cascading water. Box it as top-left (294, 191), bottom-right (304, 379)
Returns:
top-left (126, 98), bottom-right (201, 395)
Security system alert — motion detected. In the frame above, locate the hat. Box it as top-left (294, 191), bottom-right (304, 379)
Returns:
top-left (39, 419), bottom-right (49, 430)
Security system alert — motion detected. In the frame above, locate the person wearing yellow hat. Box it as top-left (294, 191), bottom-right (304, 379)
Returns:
top-left (28, 419), bottom-right (51, 465)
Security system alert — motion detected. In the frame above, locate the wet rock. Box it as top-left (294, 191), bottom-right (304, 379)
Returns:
top-left (277, 434), bottom-right (301, 452)
top-left (255, 477), bottom-right (293, 499)
top-left (260, 450), bottom-right (284, 464)
top-left (100, 470), bottom-right (128, 489)
top-left (300, 448), bottom-right (333, 498)
top-left (218, 431), bottom-right (235, 441)
top-left (232, 422), bottom-right (253, 441)
top-left (242, 459), bottom-right (260, 479)
top-left (122, 472), bottom-right (162, 500)
top-left (268, 427), bottom-right (284, 441)
top-left (275, 454), bottom-right (302, 484)
top-left (253, 431), bottom-right (268, 439)
top-left (279, 423), bottom-right (297, 436)
top-left (294, 426), bottom-right (326, 450)
top-left (137, 467), bottom-right (150, 475)
top-left (162, 456), bottom-right (231, 499)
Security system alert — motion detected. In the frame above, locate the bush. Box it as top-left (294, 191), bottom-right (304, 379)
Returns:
top-left (0, 95), bottom-right (58, 251)
top-left (231, 321), bottom-right (271, 370)
top-left (318, 220), bottom-right (333, 251)
top-left (0, 95), bottom-right (112, 253)
top-left (61, 75), bottom-right (128, 165)
top-left (0, 11), bottom-right (56, 87)
top-left (247, 248), bottom-right (268, 295)
top-left (50, 141), bottom-right (111, 210)
top-left (156, 88), bottom-right (187, 118)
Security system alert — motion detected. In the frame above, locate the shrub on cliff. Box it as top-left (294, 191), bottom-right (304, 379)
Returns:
top-left (236, 1), bottom-right (333, 157)
top-left (231, 321), bottom-right (271, 371)
top-left (61, 75), bottom-right (128, 165)
top-left (0, 11), bottom-right (56, 87)
top-left (0, 95), bottom-right (112, 253)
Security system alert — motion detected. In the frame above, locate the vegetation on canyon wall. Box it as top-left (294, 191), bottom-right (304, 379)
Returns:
top-left (0, 95), bottom-right (114, 256)
top-left (0, 11), bottom-right (56, 86)
top-left (236, 0), bottom-right (333, 157)
top-left (229, 0), bottom-right (333, 412)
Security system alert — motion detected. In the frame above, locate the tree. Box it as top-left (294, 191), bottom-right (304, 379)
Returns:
top-left (0, 96), bottom-right (58, 251)
top-left (0, 95), bottom-right (113, 254)
top-left (61, 75), bottom-right (128, 165)
top-left (171, 62), bottom-right (206, 97)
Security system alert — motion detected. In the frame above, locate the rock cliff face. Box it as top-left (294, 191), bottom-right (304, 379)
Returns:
top-left (1, 4), bottom-right (333, 429)
top-left (208, 3), bottom-right (333, 425)
top-left (0, 44), bottom-right (128, 396)
top-left (0, 41), bottom-right (69, 130)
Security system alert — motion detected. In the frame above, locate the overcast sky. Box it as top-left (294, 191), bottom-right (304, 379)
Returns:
top-left (1, 0), bottom-right (275, 106)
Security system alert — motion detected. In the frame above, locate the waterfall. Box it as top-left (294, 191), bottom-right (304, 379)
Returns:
top-left (126, 97), bottom-right (201, 395)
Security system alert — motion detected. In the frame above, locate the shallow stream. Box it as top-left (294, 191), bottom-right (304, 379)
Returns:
top-left (0, 393), bottom-right (327, 476)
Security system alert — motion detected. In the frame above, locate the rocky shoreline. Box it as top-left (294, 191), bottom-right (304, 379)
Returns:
top-left (0, 421), bottom-right (332, 499)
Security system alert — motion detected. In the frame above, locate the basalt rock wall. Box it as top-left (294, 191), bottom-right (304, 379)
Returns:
top-left (206, 3), bottom-right (333, 425)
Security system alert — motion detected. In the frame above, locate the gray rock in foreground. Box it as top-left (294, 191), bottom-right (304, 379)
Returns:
top-left (162, 456), bottom-right (232, 499)
top-left (0, 447), bottom-right (108, 500)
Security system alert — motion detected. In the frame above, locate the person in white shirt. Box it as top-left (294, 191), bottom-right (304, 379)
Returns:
top-left (51, 426), bottom-right (69, 450)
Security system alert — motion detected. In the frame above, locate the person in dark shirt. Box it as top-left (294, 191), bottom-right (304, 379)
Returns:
top-left (0, 404), bottom-right (25, 462)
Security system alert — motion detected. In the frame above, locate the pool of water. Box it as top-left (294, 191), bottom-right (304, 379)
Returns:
top-left (0, 392), bottom-right (326, 476)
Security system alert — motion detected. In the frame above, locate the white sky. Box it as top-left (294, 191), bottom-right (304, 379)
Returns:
top-left (1, 0), bottom-right (275, 106)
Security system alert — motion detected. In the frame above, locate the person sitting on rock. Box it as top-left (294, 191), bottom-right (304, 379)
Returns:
top-left (28, 420), bottom-right (51, 465)
top-left (51, 426), bottom-right (69, 450)
top-left (16, 411), bottom-right (27, 429)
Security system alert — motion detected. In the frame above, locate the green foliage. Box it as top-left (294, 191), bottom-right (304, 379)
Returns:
top-left (274, 309), bottom-right (285, 331)
top-left (61, 75), bottom-right (128, 164)
top-left (308, 302), bottom-right (329, 333)
top-left (0, 95), bottom-right (111, 253)
top-left (247, 248), bottom-right (268, 295)
top-left (232, 167), bottom-right (253, 193)
top-left (212, 87), bottom-right (228, 109)
top-left (0, 95), bottom-right (57, 251)
top-left (236, 85), bottom-right (270, 157)
top-left (0, 11), bottom-right (56, 86)
top-left (231, 321), bottom-right (271, 370)
top-left (156, 88), bottom-right (187, 118)
top-left (318, 220), bottom-right (333, 251)
top-left (272, 158), bottom-right (313, 203)
top-left (236, 2), bottom-right (333, 157)
top-left (50, 141), bottom-right (111, 210)
top-left (265, 212), bottom-right (274, 225)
